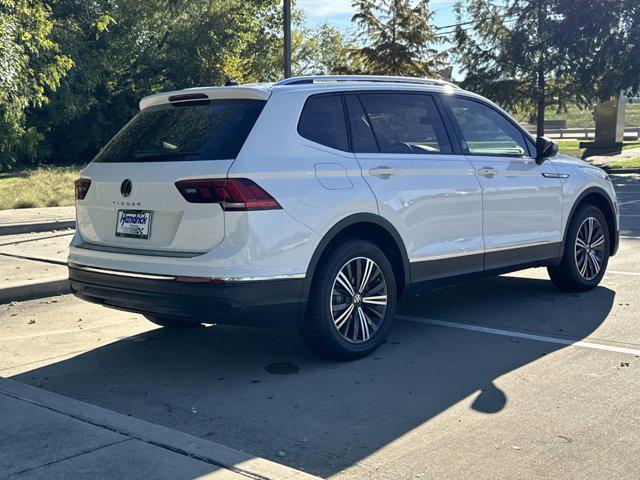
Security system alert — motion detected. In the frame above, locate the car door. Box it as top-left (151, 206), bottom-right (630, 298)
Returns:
top-left (345, 92), bottom-right (484, 284)
top-left (442, 95), bottom-right (564, 270)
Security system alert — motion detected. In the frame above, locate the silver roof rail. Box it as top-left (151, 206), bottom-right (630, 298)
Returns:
top-left (274, 75), bottom-right (459, 88)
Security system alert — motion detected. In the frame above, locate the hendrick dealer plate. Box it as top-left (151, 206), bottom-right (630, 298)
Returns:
top-left (116, 210), bottom-right (152, 239)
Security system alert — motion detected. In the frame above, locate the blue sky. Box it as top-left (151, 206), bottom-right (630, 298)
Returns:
top-left (298, 0), bottom-right (458, 33)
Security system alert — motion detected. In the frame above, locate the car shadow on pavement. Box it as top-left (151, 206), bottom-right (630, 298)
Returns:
top-left (12, 274), bottom-right (614, 478)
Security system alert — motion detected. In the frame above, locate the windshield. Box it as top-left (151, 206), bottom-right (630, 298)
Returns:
top-left (93, 99), bottom-right (266, 163)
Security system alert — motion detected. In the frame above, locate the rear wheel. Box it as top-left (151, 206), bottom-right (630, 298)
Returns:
top-left (548, 204), bottom-right (610, 292)
top-left (299, 239), bottom-right (397, 360)
top-left (144, 315), bottom-right (201, 329)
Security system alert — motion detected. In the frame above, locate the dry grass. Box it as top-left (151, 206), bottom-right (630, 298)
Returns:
top-left (0, 166), bottom-right (81, 210)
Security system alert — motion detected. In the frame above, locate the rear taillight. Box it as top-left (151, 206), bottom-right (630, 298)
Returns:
top-left (175, 178), bottom-right (281, 211)
top-left (75, 178), bottom-right (91, 200)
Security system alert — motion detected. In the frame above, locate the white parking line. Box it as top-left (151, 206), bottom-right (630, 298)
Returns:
top-left (397, 315), bottom-right (640, 356)
top-left (619, 198), bottom-right (640, 206)
top-left (0, 321), bottom-right (133, 342)
top-left (607, 270), bottom-right (640, 277)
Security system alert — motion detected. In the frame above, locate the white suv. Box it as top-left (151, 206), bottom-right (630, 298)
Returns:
top-left (69, 75), bottom-right (619, 359)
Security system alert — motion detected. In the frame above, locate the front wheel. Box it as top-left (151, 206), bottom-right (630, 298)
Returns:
top-left (299, 239), bottom-right (397, 360)
top-left (548, 204), bottom-right (610, 292)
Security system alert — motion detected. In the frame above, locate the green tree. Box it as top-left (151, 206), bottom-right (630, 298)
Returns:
top-left (454, 0), bottom-right (640, 138)
top-left (345, 0), bottom-right (447, 76)
top-left (26, 0), bottom-right (282, 167)
top-left (293, 22), bottom-right (357, 76)
top-left (247, 8), bottom-right (361, 79)
top-left (454, 0), bottom-right (573, 138)
top-left (0, 0), bottom-right (72, 170)
top-left (554, 0), bottom-right (640, 102)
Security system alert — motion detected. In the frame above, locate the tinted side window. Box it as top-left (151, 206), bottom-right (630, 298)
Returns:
top-left (298, 95), bottom-right (349, 151)
top-left (345, 95), bottom-right (378, 153)
top-left (358, 94), bottom-right (452, 154)
top-left (446, 96), bottom-right (528, 156)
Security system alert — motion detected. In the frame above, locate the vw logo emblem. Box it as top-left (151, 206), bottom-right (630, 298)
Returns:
top-left (120, 179), bottom-right (132, 197)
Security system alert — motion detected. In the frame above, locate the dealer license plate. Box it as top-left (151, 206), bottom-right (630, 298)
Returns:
top-left (116, 210), bottom-right (152, 239)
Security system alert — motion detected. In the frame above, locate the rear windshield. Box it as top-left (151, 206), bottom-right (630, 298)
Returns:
top-left (93, 99), bottom-right (266, 163)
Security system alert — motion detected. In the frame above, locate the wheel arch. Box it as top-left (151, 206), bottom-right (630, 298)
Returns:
top-left (563, 186), bottom-right (618, 257)
top-left (301, 214), bottom-right (411, 302)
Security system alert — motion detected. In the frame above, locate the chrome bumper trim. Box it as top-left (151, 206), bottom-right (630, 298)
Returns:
top-left (215, 274), bottom-right (306, 282)
top-left (76, 241), bottom-right (203, 258)
top-left (68, 263), bottom-right (305, 282)
top-left (69, 264), bottom-right (176, 280)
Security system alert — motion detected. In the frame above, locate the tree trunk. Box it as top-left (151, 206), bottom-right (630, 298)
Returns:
top-left (535, 0), bottom-right (546, 138)
top-left (536, 69), bottom-right (545, 138)
top-left (392, 0), bottom-right (399, 75)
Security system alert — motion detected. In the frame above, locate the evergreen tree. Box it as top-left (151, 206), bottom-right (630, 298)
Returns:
top-left (454, 0), bottom-right (640, 138)
top-left (345, 0), bottom-right (447, 77)
top-left (554, 0), bottom-right (640, 102)
top-left (454, 0), bottom-right (571, 137)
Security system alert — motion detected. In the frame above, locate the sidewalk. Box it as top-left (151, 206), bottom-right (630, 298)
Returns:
top-left (0, 207), bottom-right (75, 236)
top-left (0, 231), bottom-right (72, 303)
top-left (0, 378), bottom-right (319, 480)
top-left (588, 146), bottom-right (640, 170)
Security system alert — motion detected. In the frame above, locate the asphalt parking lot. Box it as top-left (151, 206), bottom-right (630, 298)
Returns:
top-left (2, 174), bottom-right (640, 479)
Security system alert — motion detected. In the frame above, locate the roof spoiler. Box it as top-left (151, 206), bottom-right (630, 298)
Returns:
top-left (139, 87), bottom-right (271, 110)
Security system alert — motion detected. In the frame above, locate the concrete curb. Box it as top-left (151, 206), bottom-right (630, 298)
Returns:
top-left (0, 378), bottom-right (321, 480)
top-left (0, 219), bottom-right (75, 236)
top-left (603, 168), bottom-right (640, 174)
top-left (0, 277), bottom-right (69, 304)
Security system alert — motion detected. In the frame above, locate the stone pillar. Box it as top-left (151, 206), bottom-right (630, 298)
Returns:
top-left (594, 98), bottom-right (625, 146)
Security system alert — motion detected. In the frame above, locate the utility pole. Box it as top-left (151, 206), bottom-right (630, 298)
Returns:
top-left (535, 0), bottom-right (546, 139)
top-left (283, 0), bottom-right (292, 78)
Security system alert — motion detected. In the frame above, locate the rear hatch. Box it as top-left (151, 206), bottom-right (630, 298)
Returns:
top-left (76, 88), bottom-right (268, 254)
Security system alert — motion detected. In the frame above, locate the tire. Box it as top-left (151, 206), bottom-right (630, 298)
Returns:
top-left (548, 204), bottom-right (610, 292)
top-left (299, 239), bottom-right (397, 360)
top-left (144, 315), bottom-right (201, 329)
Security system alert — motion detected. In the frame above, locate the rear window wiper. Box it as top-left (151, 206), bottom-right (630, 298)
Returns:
top-left (134, 150), bottom-right (200, 159)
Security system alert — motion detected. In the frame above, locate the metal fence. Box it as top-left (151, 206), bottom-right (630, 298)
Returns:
top-left (521, 126), bottom-right (640, 140)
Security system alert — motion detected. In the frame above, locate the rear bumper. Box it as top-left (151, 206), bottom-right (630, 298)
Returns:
top-left (68, 266), bottom-right (305, 327)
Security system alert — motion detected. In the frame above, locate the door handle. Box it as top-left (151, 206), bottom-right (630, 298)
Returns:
top-left (369, 166), bottom-right (397, 179)
top-left (477, 166), bottom-right (497, 178)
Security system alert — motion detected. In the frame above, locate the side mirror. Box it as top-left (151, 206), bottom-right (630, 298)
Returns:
top-left (535, 136), bottom-right (558, 165)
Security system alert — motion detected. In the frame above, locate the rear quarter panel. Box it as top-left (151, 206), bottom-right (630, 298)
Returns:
top-left (229, 88), bottom-right (379, 261)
